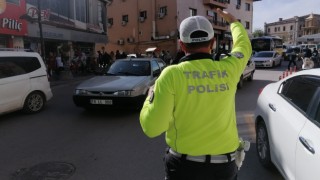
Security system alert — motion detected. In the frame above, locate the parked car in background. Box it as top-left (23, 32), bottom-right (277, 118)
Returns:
top-left (73, 58), bottom-right (166, 110)
top-left (251, 51), bottom-right (282, 68)
top-left (216, 53), bottom-right (255, 89)
top-left (237, 57), bottom-right (255, 89)
top-left (0, 51), bottom-right (53, 115)
top-left (255, 69), bottom-right (320, 180)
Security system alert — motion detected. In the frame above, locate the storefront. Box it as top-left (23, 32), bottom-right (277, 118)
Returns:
top-left (0, 0), bottom-right (28, 49)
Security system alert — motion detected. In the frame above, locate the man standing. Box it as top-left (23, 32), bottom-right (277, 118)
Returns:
top-left (140, 8), bottom-right (251, 180)
top-left (287, 51), bottom-right (297, 70)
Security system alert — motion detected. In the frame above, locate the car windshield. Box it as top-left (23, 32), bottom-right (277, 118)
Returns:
top-left (254, 52), bottom-right (273, 57)
top-left (106, 60), bottom-right (151, 76)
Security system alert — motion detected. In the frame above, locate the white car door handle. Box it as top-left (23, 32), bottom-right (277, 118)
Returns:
top-left (268, 103), bottom-right (276, 112)
top-left (299, 136), bottom-right (315, 154)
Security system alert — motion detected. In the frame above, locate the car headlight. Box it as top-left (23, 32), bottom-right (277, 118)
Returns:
top-left (113, 90), bottom-right (132, 96)
top-left (75, 89), bottom-right (88, 95)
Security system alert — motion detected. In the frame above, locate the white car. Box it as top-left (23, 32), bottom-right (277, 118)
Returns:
top-left (0, 51), bottom-right (53, 115)
top-left (73, 58), bottom-right (166, 110)
top-left (254, 69), bottom-right (320, 180)
top-left (252, 51), bottom-right (282, 68)
top-left (218, 53), bottom-right (255, 89)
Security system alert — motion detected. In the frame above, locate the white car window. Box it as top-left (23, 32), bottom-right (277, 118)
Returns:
top-left (279, 76), bottom-right (318, 113)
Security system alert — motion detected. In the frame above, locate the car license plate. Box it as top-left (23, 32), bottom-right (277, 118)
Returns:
top-left (90, 99), bottom-right (113, 105)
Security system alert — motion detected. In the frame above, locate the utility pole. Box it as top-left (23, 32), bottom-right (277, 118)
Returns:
top-left (37, 0), bottom-right (45, 60)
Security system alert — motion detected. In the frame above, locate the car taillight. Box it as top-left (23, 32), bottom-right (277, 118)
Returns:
top-left (259, 87), bottom-right (265, 94)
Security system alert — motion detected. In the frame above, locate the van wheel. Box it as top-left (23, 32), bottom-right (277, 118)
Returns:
top-left (23, 92), bottom-right (45, 114)
top-left (237, 75), bottom-right (244, 89)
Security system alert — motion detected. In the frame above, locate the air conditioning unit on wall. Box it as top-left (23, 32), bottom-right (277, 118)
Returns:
top-left (122, 21), bottom-right (127, 26)
top-left (236, 4), bottom-right (241, 9)
top-left (118, 39), bottom-right (124, 45)
top-left (127, 37), bottom-right (135, 43)
top-left (158, 13), bottom-right (165, 19)
top-left (139, 17), bottom-right (145, 22)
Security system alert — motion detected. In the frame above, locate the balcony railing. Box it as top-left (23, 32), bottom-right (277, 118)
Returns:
top-left (203, 0), bottom-right (228, 9)
top-left (209, 19), bottom-right (229, 31)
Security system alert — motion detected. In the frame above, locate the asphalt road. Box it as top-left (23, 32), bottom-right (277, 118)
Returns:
top-left (0, 62), bottom-right (296, 180)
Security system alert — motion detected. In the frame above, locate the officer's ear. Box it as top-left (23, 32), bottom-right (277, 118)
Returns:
top-left (179, 40), bottom-right (187, 53)
top-left (209, 38), bottom-right (215, 51)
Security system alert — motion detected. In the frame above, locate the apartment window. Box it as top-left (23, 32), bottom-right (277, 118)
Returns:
top-left (268, 28), bottom-right (270, 33)
top-left (160, 6), bottom-right (167, 15)
top-left (75, 0), bottom-right (87, 22)
top-left (283, 26), bottom-right (286, 31)
top-left (245, 3), bottom-right (250, 11)
top-left (189, 8), bottom-right (197, 16)
top-left (274, 27), bottom-right (277, 32)
top-left (225, 0), bottom-right (230, 4)
top-left (237, 0), bottom-right (241, 5)
top-left (140, 11), bottom-right (147, 18)
top-left (122, 15), bottom-right (128, 22)
top-left (108, 18), bottom-right (113, 25)
top-left (278, 27), bottom-right (280, 31)
top-left (245, 21), bottom-right (250, 29)
top-left (290, 25), bottom-right (293, 30)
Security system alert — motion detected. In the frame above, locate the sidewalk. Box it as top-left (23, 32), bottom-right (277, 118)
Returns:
top-left (49, 70), bottom-right (94, 87)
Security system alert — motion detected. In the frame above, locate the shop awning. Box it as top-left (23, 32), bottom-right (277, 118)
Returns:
top-left (297, 33), bottom-right (320, 43)
top-left (145, 47), bottom-right (157, 52)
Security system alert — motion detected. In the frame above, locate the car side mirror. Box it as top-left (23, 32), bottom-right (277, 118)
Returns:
top-left (153, 69), bottom-right (161, 77)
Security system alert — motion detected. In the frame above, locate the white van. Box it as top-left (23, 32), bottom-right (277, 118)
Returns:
top-left (299, 44), bottom-right (317, 50)
top-left (0, 51), bottom-right (53, 115)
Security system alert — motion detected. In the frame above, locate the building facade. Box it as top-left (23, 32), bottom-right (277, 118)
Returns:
top-left (0, 0), bottom-right (108, 60)
top-left (106, 0), bottom-right (260, 56)
top-left (264, 13), bottom-right (320, 45)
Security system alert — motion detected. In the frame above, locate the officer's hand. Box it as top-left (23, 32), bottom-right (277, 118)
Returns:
top-left (216, 8), bottom-right (237, 24)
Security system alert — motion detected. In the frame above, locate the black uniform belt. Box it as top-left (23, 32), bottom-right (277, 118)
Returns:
top-left (169, 148), bottom-right (236, 163)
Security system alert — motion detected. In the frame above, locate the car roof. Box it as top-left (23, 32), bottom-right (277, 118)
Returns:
top-left (0, 51), bottom-right (41, 57)
top-left (116, 57), bottom-right (162, 62)
top-left (281, 69), bottom-right (320, 82)
top-left (257, 51), bottom-right (276, 53)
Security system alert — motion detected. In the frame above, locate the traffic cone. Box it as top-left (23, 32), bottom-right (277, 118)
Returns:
top-left (293, 66), bottom-right (297, 72)
top-left (285, 70), bottom-right (289, 77)
top-left (290, 67), bottom-right (293, 75)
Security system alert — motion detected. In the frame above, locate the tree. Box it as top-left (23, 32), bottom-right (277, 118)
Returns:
top-left (252, 28), bottom-right (264, 37)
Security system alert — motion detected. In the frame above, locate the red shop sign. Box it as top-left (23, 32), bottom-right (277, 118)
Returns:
top-left (0, 0), bottom-right (27, 36)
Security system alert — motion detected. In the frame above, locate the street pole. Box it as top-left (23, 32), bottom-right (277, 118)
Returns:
top-left (37, 0), bottom-right (45, 61)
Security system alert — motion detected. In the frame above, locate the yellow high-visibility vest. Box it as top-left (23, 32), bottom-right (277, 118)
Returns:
top-left (140, 22), bottom-right (252, 156)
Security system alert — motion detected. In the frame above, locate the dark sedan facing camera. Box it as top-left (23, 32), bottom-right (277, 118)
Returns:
top-left (73, 58), bottom-right (166, 110)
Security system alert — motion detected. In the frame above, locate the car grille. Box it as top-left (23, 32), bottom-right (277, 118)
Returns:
top-left (89, 91), bottom-right (114, 96)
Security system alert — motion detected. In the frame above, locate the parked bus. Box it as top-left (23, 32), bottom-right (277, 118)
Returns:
top-left (251, 36), bottom-right (284, 55)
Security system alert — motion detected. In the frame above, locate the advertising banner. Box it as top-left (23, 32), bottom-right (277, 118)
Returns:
top-left (0, 0), bottom-right (27, 36)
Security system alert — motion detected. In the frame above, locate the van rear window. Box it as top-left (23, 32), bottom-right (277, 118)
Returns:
top-left (0, 57), bottom-right (41, 78)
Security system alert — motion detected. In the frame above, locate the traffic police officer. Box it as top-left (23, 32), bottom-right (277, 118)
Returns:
top-left (140, 8), bottom-right (252, 180)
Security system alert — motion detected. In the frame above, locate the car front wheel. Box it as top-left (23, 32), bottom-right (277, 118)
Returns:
top-left (23, 91), bottom-right (45, 114)
top-left (237, 75), bottom-right (244, 89)
top-left (256, 121), bottom-right (272, 168)
top-left (247, 72), bottom-right (254, 81)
